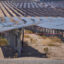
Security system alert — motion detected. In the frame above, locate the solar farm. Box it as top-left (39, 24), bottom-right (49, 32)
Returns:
top-left (0, 0), bottom-right (64, 17)
top-left (0, 0), bottom-right (64, 61)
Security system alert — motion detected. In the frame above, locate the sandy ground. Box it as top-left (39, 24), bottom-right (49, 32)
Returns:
top-left (24, 33), bottom-right (64, 59)
top-left (0, 48), bottom-right (4, 59)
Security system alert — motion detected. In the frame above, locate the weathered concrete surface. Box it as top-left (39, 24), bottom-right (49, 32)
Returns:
top-left (0, 58), bottom-right (64, 64)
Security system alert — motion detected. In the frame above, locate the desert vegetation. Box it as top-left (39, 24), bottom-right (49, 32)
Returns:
top-left (23, 30), bottom-right (64, 59)
top-left (24, 30), bottom-right (33, 34)
top-left (41, 36), bottom-right (62, 46)
top-left (0, 38), bottom-right (8, 46)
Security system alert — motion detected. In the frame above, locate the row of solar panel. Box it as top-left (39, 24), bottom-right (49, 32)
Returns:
top-left (11, 2), bottom-right (47, 8)
top-left (9, 1), bottom-right (64, 8)
top-left (0, 1), bottom-right (51, 17)
top-left (10, 0), bottom-right (35, 2)
top-left (0, 17), bottom-right (64, 32)
top-left (0, 17), bottom-right (39, 32)
top-left (38, 17), bottom-right (64, 30)
top-left (10, 2), bottom-right (55, 8)
top-left (0, 1), bottom-right (26, 17)
top-left (0, 1), bottom-right (48, 17)
top-left (0, 1), bottom-right (64, 17)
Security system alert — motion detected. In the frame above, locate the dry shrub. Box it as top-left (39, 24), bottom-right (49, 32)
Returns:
top-left (0, 38), bottom-right (8, 46)
top-left (24, 30), bottom-right (33, 34)
top-left (30, 38), bottom-right (33, 43)
top-left (41, 35), bottom-right (47, 39)
top-left (30, 38), bottom-right (34, 43)
top-left (42, 36), bottom-right (62, 43)
top-left (30, 38), bottom-right (36, 44)
top-left (14, 53), bottom-right (18, 58)
top-left (42, 38), bottom-right (52, 45)
top-left (48, 43), bottom-right (56, 46)
top-left (42, 36), bottom-right (62, 46)
top-left (49, 36), bottom-right (62, 43)
top-left (24, 35), bottom-right (30, 38)
top-left (44, 47), bottom-right (48, 54)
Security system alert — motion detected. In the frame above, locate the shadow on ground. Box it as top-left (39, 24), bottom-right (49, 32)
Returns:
top-left (0, 42), bottom-right (48, 58)
top-left (20, 42), bottom-right (47, 58)
top-left (1, 46), bottom-right (16, 58)
top-left (21, 46), bottom-right (47, 58)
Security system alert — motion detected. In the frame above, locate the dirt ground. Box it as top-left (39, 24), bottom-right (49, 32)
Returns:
top-left (23, 33), bottom-right (64, 60)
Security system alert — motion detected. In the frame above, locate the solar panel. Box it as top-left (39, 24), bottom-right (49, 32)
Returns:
top-left (28, 3), bottom-right (30, 8)
top-left (0, 17), bottom-right (39, 32)
top-left (33, 2), bottom-right (38, 8)
top-left (24, 3), bottom-right (27, 8)
top-left (38, 17), bottom-right (64, 30)
top-left (31, 3), bottom-right (35, 8)
top-left (20, 3), bottom-right (23, 8)
top-left (0, 17), bottom-right (64, 32)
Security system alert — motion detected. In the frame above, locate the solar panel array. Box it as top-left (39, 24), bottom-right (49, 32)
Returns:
top-left (10, 1), bottom-right (64, 9)
top-left (9, 1), bottom-right (64, 17)
top-left (11, 2), bottom-right (46, 8)
top-left (0, 17), bottom-right (39, 32)
top-left (0, 1), bottom-right (64, 17)
top-left (0, 1), bottom-right (26, 17)
top-left (0, 17), bottom-right (64, 32)
top-left (37, 17), bottom-right (64, 30)
top-left (0, 1), bottom-right (64, 32)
